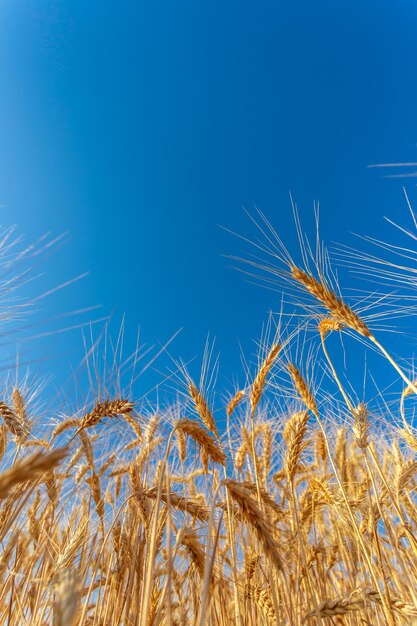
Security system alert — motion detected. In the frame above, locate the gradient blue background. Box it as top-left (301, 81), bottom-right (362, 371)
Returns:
top-left (1, 1), bottom-right (417, 403)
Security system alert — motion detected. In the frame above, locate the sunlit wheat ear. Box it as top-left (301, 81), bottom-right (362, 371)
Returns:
top-left (235, 441), bottom-right (248, 470)
top-left (56, 520), bottom-right (89, 570)
top-left (144, 487), bottom-right (209, 521)
top-left (238, 432), bottom-right (255, 476)
top-left (144, 414), bottom-right (159, 444)
top-left (0, 447), bottom-right (67, 499)
top-left (52, 418), bottom-right (82, 438)
top-left (176, 526), bottom-right (206, 578)
top-left (80, 398), bottom-right (135, 429)
top-left (45, 466), bottom-right (60, 509)
top-left (291, 266), bottom-right (371, 337)
top-left (175, 418), bottom-right (226, 466)
top-left (176, 428), bottom-right (186, 463)
top-left (249, 585), bottom-right (276, 624)
top-left (352, 403), bottom-right (369, 449)
top-left (24, 438), bottom-right (50, 448)
top-left (315, 430), bottom-right (327, 465)
top-left (0, 400), bottom-right (27, 440)
top-left (250, 343), bottom-right (281, 417)
top-left (188, 381), bottom-right (219, 438)
top-left (238, 480), bottom-right (284, 517)
top-left (123, 411), bottom-right (142, 440)
top-left (227, 389), bottom-right (245, 417)
top-left (79, 429), bottom-right (95, 469)
top-left (12, 387), bottom-right (31, 443)
top-left (284, 411), bottom-right (309, 482)
top-left (223, 479), bottom-right (283, 570)
top-left (303, 595), bottom-right (364, 621)
top-left (87, 471), bottom-right (105, 522)
top-left (309, 477), bottom-right (336, 505)
top-left (318, 317), bottom-right (344, 337)
top-left (287, 363), bottom-right (318, 417)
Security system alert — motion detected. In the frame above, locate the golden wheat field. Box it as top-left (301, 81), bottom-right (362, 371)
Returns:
top-left (2, 217), bottom-right (417, 626)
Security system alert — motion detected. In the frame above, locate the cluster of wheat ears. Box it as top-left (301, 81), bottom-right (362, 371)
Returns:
top-left (2, 219), bottom-right (417, 626)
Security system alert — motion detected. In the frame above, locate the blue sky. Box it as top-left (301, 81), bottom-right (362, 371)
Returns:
top-left (1, 1), bottom-right (417, 407)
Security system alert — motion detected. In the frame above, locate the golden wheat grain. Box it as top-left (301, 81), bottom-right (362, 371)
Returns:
top-left (87, 471), bottom-right (105, 521)
top-left (80, 398), bottom-right (135, 429)
top-left (176, 428), bottom-right (186, 464)
top-left (291, 266), bottom-right (371, 336)
top-left (287, 364), bottom-right (318, 416)
top-left (188, 381), bottom-right (219, 438)
top-left (53, 418), bottom-right (82, 438)
top-left (23, 439), bottom-right (50, 448)
top-left (12, 387), bottom-right (31, 443)
top-left (0, 447), bottom-right (67, 498)
top-left (250, 344), bottom-right (280, 417)
top-left (315, 429), bottom-right (326, 465)
top-left (227, 389), bottom-right (245, 417)
top-left (318, 317), bottom-right (344, 337)
top-left (175, 418), bottom-right (226, 465)
top-left (284, 410), bottom-right (310, 482)
top-left (303, 595), bottom-right (364, 620)
top-left (144, 487), bottom-right (209, 522)
top-left (0, 400), bottom-right (27, 439)
top-left (223, 479), bottom-right (282, 570)
top-left (352, 403), bottom-right (369, 449)
top-left (176, 526), bottom-right (205, 578)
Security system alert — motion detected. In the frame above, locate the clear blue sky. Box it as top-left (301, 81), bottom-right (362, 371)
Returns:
top-left (1, 1), bottom-right (417, 404)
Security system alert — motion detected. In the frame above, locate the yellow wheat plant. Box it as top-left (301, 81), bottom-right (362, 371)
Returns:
top-left (1, 215), bottom-right (417, 626)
